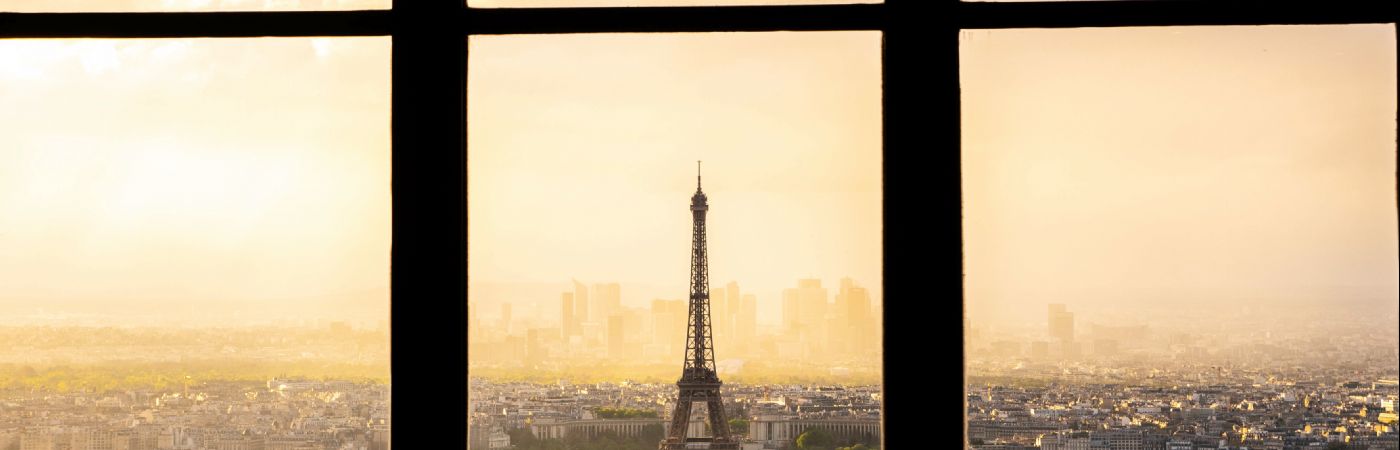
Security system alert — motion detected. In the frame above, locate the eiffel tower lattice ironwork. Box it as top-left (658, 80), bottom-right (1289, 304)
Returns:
top-left (660, 161), bottom-right (739, 450)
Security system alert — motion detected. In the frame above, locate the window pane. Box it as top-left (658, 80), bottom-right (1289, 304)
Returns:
top-left (0, 0), bottom-right (388, 12)
top-left (0, 37), bottom-right (390, 449)
top-left (469, 0), bottom-right (876, 8)
top-left (962, 25), bottom-right (1398, 449)
top-left (468, 32), bottom-right (882, 449)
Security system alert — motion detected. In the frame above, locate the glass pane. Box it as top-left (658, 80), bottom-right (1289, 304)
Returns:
top-left (468, 32), bottom-right (882, 450)
top-left (470, 0), bottom-right (876, 8)
top-left (0, 37), bottom-right (390, 449)
top-left (962, 25), bottom-right (1399, 449)
top-left (0, 0), bottom-right (388, 12)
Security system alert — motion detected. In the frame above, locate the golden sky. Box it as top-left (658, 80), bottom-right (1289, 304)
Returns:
top-left (0, 38), bottom-right (390, 325)
top-left (962, 25), bottom-right (1399, 327)
top-left (467, 32), bottom-right (882, 323)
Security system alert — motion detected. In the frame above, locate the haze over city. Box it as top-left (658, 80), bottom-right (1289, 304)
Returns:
top-left (962, 24), bottom-right (1399, 331)
top-left (0, 37), bottom-right (393, 450)
top-left (962, 24), bottom-right (1398, 450)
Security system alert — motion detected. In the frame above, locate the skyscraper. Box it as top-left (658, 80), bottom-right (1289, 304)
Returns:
top-left (738, 294), bottom-right (757, 355)
top-left (845, 285), bottom-right (873, 354)
top-left (651, 299), bottom-right (670, 350)
top-left (1049, 303), bottom-right (1074, 343)
top-left (711, 288), bottom-right (728, 345)
top-left (834, 277), bottom-right (874, 355)
top-left (608, 315), bottom-right (625, 359)
top-left (501, 303), bottom-right (512, 335)
top-left (573, 279), bottom-right (590, 324)
top-left (726, 281), bottom-right (741, 337)
top-left (594, 282), bottom-right (621, 325)
top-left (711, 282), bottom-right (739, 356)
top-left (782, 288), bottom-right (800, 336)
top-left (561, 292), bottom-right (575, 337)
top-left (652, 299), bottom-right (687, 358)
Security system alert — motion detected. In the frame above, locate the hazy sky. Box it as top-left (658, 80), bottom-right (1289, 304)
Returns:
top-left (962, 25), bottom-right (1398, 328)
top-left (0, 38), bottom-right (390, 325)
top-left (467, 32), bottom-right (882, 322)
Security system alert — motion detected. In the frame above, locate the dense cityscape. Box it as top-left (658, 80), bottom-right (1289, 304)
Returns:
top-left (966, 304), bottom-right (1400, 450)
top-left (468, 379), bottom-right (880, 450)
top-left (466, 276), bottom-right (884, 450)
top-left (0, 325), bottom-right (390, 450)
top-left (0, 378), bottom-right (388, 450)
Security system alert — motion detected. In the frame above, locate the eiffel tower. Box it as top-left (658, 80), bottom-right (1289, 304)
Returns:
top-left (660, 161), bottom-right (739, 450)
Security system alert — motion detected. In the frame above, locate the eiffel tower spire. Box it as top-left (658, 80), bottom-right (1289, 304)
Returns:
top-left (661, 163), bottom-right (737, 450)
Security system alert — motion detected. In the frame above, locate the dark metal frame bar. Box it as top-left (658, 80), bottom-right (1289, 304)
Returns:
top-left (2, 1), bottom-right (1395, 448)
top-left (4, 2), bottom-right (1398, 37)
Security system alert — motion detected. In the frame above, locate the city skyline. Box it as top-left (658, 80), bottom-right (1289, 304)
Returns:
top-left (468, 275), bottom-right (875, 328)
top-left (962, 24), bottom-right (1398, 450)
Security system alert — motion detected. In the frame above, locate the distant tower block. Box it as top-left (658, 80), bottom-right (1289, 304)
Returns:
top-left (1048, 303), bottom-right (1074, 343)
top-left (562, 293), bottom-right (576, 337)
top-left (660, 161), bottom-right (738, 450)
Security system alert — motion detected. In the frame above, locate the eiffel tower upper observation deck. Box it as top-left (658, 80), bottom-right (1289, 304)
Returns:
top-left (660, 162), bottom-right (739, 450)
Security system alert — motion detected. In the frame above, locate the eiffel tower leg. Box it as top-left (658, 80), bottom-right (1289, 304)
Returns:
top-left (665, 394), bottom-right (692, 443)
top-left (706, 394), bottom-right (731, 441)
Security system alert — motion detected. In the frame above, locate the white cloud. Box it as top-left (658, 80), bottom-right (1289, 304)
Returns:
top-left (77, 41), bottom-right (121, 76)
top-left (150, 40), bottom-right (193, 64)
top-left (0, 45), bottom-right (48, 80)
top-left (312, 38), bottom-right (334, 60)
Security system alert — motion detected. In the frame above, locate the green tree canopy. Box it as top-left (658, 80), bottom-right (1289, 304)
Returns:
top-left (728, 418), bottom-right (749, 435)
top-left (595, 407), bottom-right (659, 419)
top-left (638, 424), bottom-right (664, 444)
top-left (796, 427), bottom-right (835, 450)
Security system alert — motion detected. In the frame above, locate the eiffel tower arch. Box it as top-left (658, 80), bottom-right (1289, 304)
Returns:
top-left (660, 162), bottom-right (739, 450)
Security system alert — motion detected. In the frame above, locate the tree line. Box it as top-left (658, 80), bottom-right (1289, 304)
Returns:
top-left (505, 425), bottom-right (664, 450)
top-left (0, 361), bottom-right (388, 394)
top-left (497, 424), bottom-right (879, 450)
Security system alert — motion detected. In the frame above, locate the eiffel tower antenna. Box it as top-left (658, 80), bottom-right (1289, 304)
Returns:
top-left (661, 163), bottom-right (736, 450)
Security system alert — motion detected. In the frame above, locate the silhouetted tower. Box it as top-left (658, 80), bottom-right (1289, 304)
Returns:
top-left (661, 161), bottom-right (738, 450)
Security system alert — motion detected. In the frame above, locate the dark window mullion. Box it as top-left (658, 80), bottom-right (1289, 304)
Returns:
top-left (464, 4), bottom-right (881, 35)
top-left (954, 1), bottom-right (1398, 29)
top-left (0, 10), bottom-right (390, 38)
top-left (391, 2), bottom-right (468, 450)
top-left (881, 2), bottom-right (959, 448)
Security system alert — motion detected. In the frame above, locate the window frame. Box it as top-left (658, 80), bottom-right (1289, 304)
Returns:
top-left (0, 1), bottom-right (1395, 448)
